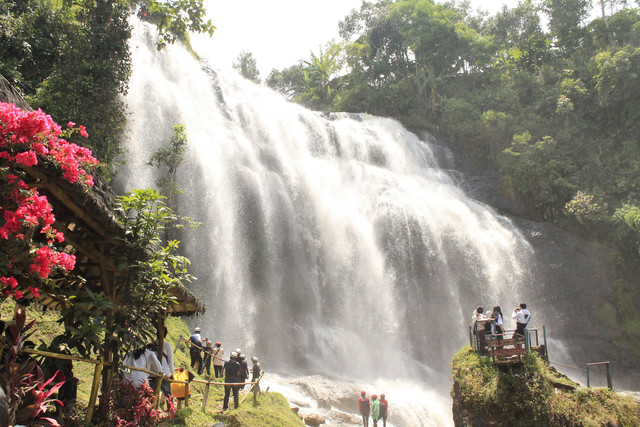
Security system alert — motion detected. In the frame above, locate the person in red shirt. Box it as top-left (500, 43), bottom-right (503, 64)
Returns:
top-left (379, 394), bottom-right (388, 427)
top-left (358, 391), bottom-right (370, 427)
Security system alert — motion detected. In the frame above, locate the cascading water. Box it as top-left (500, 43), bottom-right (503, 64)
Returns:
top-left (118, 21), bottom-right (535, 425)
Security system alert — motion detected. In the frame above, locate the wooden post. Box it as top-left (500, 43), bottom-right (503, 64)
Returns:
top-left (86, 356), bottom-right (104, 424)
top-left (606, 362), bottom-right (613, 389)
top-left (154, 313), bottom-right (166, 408)
top-left (586, 364), bottom-right (591, 387)
top-left (202, 380), bottom-right (210, 412)
top-left (184, 381), bottom-right (190, 407)
top-left (543, 326), bottom-right (548, 360)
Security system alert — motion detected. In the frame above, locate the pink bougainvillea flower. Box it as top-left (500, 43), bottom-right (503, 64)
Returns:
top-left (0, 101), bottom-right (98, 301)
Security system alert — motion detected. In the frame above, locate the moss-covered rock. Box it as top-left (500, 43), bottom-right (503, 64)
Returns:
top-left (450, 346), bottom-right (639, 426)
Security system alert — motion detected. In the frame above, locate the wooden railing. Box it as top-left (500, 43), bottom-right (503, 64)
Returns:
top-left (469, 321), bottom-right (548, 364)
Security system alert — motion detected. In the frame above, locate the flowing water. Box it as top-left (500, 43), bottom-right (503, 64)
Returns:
top-left (118, 21), bottom-right (536, 425)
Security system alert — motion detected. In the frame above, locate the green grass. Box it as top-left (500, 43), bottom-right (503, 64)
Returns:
top-left (451, 346), bottom-right (639, 427)
top-left (0, 301), bottom-right (303, 426)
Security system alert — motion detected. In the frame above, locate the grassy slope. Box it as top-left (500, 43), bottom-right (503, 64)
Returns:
top-left (0, 301), bottom-right (303, 426)
top-left (450, 346), bottom-right (639, 426)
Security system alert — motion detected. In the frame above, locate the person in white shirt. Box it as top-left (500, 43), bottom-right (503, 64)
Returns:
top-left (122, 346), bottom-right (164, 388)
top-left (212, 342), bottom-right (224, 378)
top-left (160, 327), bottom-right (174, 397)
top-left (512, 303), bottom-right (531, 339)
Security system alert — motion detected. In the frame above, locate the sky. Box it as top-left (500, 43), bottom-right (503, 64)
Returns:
top-left (191, 0), bottom-right (520, 77)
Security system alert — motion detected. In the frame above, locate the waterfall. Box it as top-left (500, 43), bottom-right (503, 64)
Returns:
top-left (119, 21), bottom-right (535, 425)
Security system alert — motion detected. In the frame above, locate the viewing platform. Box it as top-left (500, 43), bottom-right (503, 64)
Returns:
top-left (469, 319), bottom-right (548, 365)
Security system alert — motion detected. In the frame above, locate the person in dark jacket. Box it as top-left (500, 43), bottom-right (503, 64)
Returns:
top-left (238, 354), bottom-right (249, 389)
top-left (358, 391), bottom-right (370, 427)
top-left (189, 327), bottom-right (203, 373)
top-left (379, 394), bottom-right (388, 427)
top-left (223, 352), bottom-right (241, 410)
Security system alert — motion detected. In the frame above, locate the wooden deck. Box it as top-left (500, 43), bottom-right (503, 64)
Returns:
top-left (470, 324), bottom-right (548, 365)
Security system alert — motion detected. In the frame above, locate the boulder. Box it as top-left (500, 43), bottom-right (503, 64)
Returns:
top-left (303, 413), bottom-right (325, 426)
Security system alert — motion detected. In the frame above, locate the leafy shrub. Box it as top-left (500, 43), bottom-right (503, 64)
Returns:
top-left (0, 306), bottom-right (65, 427)
top-left (98, 378), bottom-right (174, 426)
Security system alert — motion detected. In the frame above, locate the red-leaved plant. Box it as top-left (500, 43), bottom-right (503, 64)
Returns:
top-left (99, 378), bottom-right (174, 426)
top-left (0, 306), bottom-right (65, 426)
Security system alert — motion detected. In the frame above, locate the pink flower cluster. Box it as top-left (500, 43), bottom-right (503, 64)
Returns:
top-left (0, 102), bottom-right (99, 302)
top-left (0, 102), bottom-right (98, 186)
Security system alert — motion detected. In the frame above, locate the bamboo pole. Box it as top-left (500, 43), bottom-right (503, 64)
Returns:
top-left (86, 356), bottom-right (103, 424)
top-left (22, 348), bottom-right (100, 364)
top-left (154, 313), bottom-right (166, 408)
top-left (201, 381), bottom-right (210, 412)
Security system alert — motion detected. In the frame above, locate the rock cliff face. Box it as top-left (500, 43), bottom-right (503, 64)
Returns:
top-left (0, 75), bottom-right (31, 111)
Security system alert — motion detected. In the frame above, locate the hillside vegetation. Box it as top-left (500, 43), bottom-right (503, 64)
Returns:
top-left (450, 346), bottom-right (639, 426)
top-left (0, 301), bottom-right (303, 426)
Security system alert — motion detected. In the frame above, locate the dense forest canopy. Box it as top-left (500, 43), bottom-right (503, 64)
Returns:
top-left (266, 0), bottom-right (640, 235)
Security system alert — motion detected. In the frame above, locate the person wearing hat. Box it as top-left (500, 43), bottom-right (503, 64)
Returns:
top-left (189, 327), bottom-right (203, 373)
top-left (370, 394), bottom-right (380, 427)
top-left (358, 391), bottom-right (370, 427)
top-left (223, 351), bottom-right (241, 410)
top-left (201, 338), bottom-right (213, 376)
top-left (251, 356), bottom-right (262, 404)
top-left (379, 394), bottom-right (388, 427)
top-left (238, 354), bottom-right (249, 389)
top-left (212, 342), bottom-right (224, 378)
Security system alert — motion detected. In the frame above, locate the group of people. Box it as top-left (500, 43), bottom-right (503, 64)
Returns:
top-left (188, 327), bottom-right (262, 411)
top-left (471, 303), bottom-right (532, 352)
top-left (121, 326), bottom-right (263, 412)
top-left (358, 391), bottom-right (389, 427)
top-left (188, 327), bottom-right (225, 377)
top-left (122, 326), bottom-right (174, 399)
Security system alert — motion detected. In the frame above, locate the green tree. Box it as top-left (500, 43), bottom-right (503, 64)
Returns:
top-left (148, 124), bottom-right (188, 209)
top-left (543, 0), bottom-right (592, 52)
top-left (233, 51), bottom-right (261, 83)
top-left (58, 189), bottom-right (197, 357)
top-left (498, 132), bottom-right (576, 220)
top-left (266, 63), bottom-right (307, 100)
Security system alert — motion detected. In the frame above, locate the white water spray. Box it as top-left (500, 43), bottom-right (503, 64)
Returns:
top-left (119, 21), bottom-right (534, 425)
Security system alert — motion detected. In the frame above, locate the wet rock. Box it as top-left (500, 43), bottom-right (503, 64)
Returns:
top-left (303, 413), bottom-right (325, 426)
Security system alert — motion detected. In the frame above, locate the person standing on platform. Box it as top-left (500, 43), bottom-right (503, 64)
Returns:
top-left (358, 391), bottom-right (370, 427)
top-left (512, 303), bottom-right (531, 339)
top-left (223, 351), bottom-right (241, 410)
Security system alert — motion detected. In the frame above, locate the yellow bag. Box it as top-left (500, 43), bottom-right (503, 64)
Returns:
top-left (171, 368), bottom-right (191, 398)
